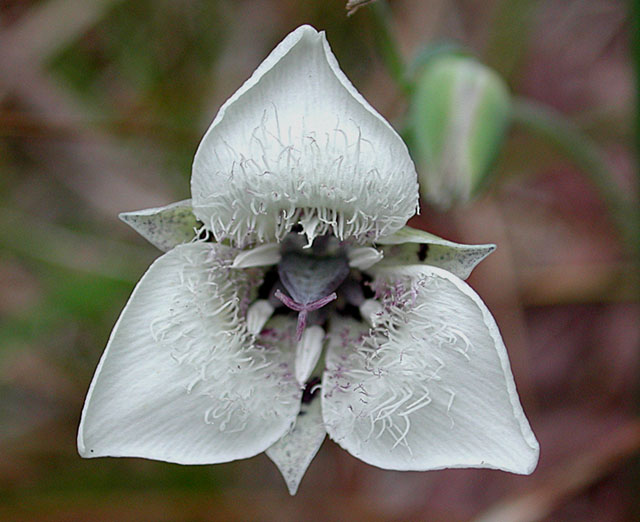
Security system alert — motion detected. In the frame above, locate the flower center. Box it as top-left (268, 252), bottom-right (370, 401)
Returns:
top-left (275, 250), bottom-right (350, 340)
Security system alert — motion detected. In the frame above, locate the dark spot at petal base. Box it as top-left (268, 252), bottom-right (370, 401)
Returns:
top-left (360, 272), bottom-right (375, 299)
top-left (257, 266), bottom-right (279, 300)
top-left (418, 243), bottom-right (429, 261)
top-left (301, 376), bottom-right (321, 405)
top-left (196, 222), bottom-right (214, 242)
top-left (339, 302), bottom-right (363, 322)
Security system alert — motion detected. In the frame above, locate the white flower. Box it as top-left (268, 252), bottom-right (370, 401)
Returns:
top-left (78, 25), bottom-right (539, 495)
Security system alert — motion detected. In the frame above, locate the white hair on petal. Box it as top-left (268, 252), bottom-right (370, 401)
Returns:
top-left (150, 243), bottom-right (298, 433)
top-left (324, 273), bottom-right (476, 454)
top-left (193, 106), bottom-right (418, 247)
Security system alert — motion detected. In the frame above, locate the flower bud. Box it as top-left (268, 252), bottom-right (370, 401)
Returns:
top-left (411, 56), bottom-right (511, 209)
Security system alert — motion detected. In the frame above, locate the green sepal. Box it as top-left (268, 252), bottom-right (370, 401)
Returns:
top-left (119, 199), bottom-right (200, 252)
top-left (375, 226), bottom-right (495, 279)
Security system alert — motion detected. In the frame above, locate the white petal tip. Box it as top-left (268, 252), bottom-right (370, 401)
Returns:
top-left (285, 478), bottom-right (301, 496)
top-left (77, 436), bottom-right (87, 457)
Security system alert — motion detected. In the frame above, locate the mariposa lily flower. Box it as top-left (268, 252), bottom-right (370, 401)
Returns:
top-left (78, 25), bottom-right (539, 495)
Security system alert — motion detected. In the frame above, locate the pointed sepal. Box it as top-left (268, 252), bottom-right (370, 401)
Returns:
top-left (266, 391), bottom-right (326, 495)
top-left (375, 225), bottom-right (495, 279)
top-left (119, 199), bottom-right (199, 252)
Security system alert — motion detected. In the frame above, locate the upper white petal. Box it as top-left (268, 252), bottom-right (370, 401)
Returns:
top-left (322, 265), bottom-right (539, 474)
top-left (78, 242), bottom-right (301, 464)
top-left (119, 199), bottom-right (198, 252)
top-left (375, 225), bottom-right (495, 279)
top-left (191, 25), bottom-right (418, 246)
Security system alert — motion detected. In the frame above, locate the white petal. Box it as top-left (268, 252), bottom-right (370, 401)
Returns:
top-left (78, 242), bottom-right (301, 464)
top-left (347, 246), bottom-right (384, 270)
top-left (295, 326), bottom-right (325, 385)
top-left (119, 200), bottom-right (198, 252)
top-left (246, 299), bottom-right (275, 335)
top-left (375, 225), bottom-right (495, 279)
top-left (322, 265), bottom-right (539, 474)
top-left (192, 25), bottom-right (418, 246)
top-left (266, 394), bottom-right (326, 495)
top-left (231, 242), bottom-right (281, 268)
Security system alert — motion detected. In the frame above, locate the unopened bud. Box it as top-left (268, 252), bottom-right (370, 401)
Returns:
top-left (411, 56), bottom-right (511, 209)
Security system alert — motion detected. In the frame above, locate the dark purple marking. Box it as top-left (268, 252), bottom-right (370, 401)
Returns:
top-left (418, 243), bottom-right (430, 261)
top-left (301, 376), bottom-right (322, 405)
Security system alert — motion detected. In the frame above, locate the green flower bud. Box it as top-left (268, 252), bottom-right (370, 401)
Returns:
top-left (411, 56), bottom-right (511, 209)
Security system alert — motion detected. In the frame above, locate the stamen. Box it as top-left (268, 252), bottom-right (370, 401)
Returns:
top-left (274, 289), bottom-right (337, 340)
top-left (359, 299), bottom-right (383, 326)
top-left (246, 299), bottom-right (275, 335)
top-left (301, 376), bottom-right (322, 404)
top-left (295, 325), bottom-right (325, 385)
top-left (231, 242), bottom-right (281, 268)
top-left (347, 246), bottom-right (383, 270)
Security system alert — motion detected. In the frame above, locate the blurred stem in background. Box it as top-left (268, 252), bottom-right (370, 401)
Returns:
top-left (511, 99), bottom-right (640, 258)
top-left (366, 2), bottom-right (640, 518)
top-left (368, 0), bottom-right (411, 95)
top-left (629, 1), bottom-right (640, 520)
top-left (0, 207), bottom-right (151, 283)
top-left (368, 0), bottom-right (639, 260)
top-left (483, 0), bottom-right (536, 83)
top-left (633, 0), bottom-right (640, 166)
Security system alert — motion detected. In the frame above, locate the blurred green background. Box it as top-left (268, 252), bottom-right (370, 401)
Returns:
top-left (0, 0), bottom-right (638, 520)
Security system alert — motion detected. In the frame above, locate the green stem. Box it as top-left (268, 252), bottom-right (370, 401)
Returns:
top-left (632, 0), bottom-right (640, 163)
top-left (369, 0), bottom-right (412, 95)
top-left (628, 2), bottom-right (640, 519)
top-left (511, 97), bottom-right (639, 256)
top-left (483, 0), bottom-right (536, 83)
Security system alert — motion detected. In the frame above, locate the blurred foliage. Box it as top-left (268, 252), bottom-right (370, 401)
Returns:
top-left (48, 0), bottom-right (229, 176)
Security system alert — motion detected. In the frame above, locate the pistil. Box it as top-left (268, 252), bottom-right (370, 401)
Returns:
top-left (274, 289), bottom-right (337, 340)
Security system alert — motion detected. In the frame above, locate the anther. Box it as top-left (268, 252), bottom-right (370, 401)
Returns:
top-left (295, 326), bottom-right (325, 385)
top-left (360, 299), bottom-right (383, 327)
top-left (347, 246), bottom-right (383, 270)
top-left (231, 243), bottom-right (281, 268)
top-left (246, 300), bottom-right (275, 335)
